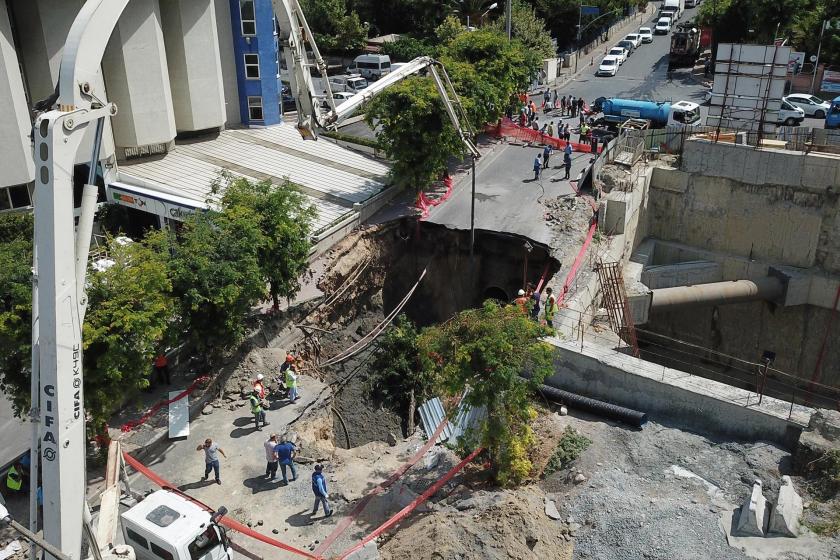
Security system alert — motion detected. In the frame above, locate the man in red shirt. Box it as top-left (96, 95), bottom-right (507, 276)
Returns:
top-left (153, 352), bottom-right (170, 386)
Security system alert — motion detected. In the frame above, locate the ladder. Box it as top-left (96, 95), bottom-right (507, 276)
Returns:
top-left (595, 261), bottom-right (640, 357)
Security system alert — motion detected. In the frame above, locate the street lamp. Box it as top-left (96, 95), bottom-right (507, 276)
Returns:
top-left (480, 2), bottom-right (499, 26)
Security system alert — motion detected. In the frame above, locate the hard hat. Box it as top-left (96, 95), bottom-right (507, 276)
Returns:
top-left (518, 289), bottom-right (525, 296)
top-left (256, 374), bottom-right (264, 381)
top-left (285, 354), bottom-right (295, 363)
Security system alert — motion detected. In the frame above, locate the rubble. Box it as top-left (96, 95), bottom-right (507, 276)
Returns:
top-left (544, 497), bottom-right (562, 520)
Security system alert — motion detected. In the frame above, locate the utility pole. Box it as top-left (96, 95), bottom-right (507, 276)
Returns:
top-left (811, 20), bottom-right (827, 94)
top-left (506, 0), bottom-right (512, 40)
top-left (470, 157), bottom-right (476, 263)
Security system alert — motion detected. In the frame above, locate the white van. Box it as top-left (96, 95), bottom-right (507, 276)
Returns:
top-left (348, 54), bottom-right (391, 81)
top-left (328, 74), bottom-right (368, 93)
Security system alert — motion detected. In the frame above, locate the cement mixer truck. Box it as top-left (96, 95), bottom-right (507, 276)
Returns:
top-left (591, 97), bottom-right (701, 129)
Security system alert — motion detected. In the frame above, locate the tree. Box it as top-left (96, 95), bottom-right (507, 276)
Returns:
top-left (369, 315), bottom-right (432, 434)
top-left (488, 0), bottom-right (554, 59)
top-left (382, 36), bottom-right (436, 61)
top-left (300, 0), bottom-right (369, 54)
top-left (698, 0), bottom-right (814, 49)
top-left (435, 14), bottom-right (466, 45)
top-left (366, 76), bottom-right (465, 190)
top-left (350, 0), bottom-right (450, 37)
top-left (0, 213), bottom-right (34, 416)
top-left (450, 0), bottom-right (496, 25)
top-left (419, 300), bottom-right (554, 486)
top-left (217, 176), bottom-right (317, 311)
top-left (83, 234), bottom-right (175, 432)
top-left (168, 207), bottom-right (266, 359)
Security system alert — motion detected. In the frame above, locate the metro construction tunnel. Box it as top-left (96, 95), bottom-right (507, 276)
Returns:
top-left (382, 222), bottom-right (560, 326)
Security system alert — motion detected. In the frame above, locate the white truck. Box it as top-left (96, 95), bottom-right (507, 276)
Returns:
top-left (321, 74), bottom-right (368, 94)
top-left (121, 491), bottom-right (231, 560)
top-left (660, 0), bottom-right (683, 21)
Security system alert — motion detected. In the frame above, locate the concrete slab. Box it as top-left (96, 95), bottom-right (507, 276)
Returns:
top-left (735, 480), bottom-right (769, 537)
top-left (721, 508), bottom-right (830, 560)
top-left (768, 476), bottom-right (803, 537)
top-left (168, 391), bottom-right (190, 439)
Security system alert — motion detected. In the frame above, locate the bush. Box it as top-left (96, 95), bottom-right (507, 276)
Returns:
top-left (382, 36), bottom-right (436, 61)
top-left (543, 426), bottom-right (592, 477)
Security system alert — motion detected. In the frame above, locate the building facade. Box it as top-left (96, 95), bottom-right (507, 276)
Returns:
top-left (0, 0), bottom-right (283, 211)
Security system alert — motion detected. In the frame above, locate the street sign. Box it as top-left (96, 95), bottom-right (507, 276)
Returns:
top-left (581, 5), bottom-right (600, 16)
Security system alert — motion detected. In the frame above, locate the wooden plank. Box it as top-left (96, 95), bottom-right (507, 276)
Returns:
top-left (168, 391), bottom-right (190, 439)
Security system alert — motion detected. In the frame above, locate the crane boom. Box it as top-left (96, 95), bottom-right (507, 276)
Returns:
top-left (32, 3), bottom-right (480, 560)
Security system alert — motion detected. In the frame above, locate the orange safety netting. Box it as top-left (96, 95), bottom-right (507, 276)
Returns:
top-left (415, 175), bottom-right (455, 219)
top-left (487, 117), bottom-right (602, 154)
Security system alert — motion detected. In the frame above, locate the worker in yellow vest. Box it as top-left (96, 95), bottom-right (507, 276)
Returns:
top-left (544, 287), bottom-right (557, 329)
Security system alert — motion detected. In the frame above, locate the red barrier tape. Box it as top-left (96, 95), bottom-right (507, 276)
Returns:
top-left (336, 447), bottom-right (484, 560)
top-left (313, 414), bottom-right (456, 557)
top-left (488, 118), bottom-right (602, 154)
top-left (122, 452), bottom-right (319, 559)
top-left (558, 220), bottom-right (598, 306)
top-left (415, 175), bottom-right (455, 219)
top-left (120, 376), bottom-right (210, 432)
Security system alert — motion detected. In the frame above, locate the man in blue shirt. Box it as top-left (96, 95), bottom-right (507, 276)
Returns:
top-left (311, 464), bottom-right (332, 518)
top-left (273, 439), bottom-right (297, 484)
top-left (533, 154), bottom-right (542, 181)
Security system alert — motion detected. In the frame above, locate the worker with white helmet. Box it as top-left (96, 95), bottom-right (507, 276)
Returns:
top-left (513, 289), bottom-right (529, 313)
top-left (253, 373), bottom-right (266, 400)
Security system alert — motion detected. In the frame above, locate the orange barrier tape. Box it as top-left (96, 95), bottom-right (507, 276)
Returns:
top-left (313, 415), bottom-right (455, 557)
top-left (489, 118), bottom-right (602, 154)
top-left (121, 376), bottom-right (210, 432)
top-left (416, 175), bottom-right (455, 219)
top-left (122, 452), bottom-right (319, 559)
top-left (336, 447), bottom-right (484, 559)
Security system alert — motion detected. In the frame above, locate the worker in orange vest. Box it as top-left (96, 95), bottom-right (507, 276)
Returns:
top-left (152, 352), bottom-right (170, 386)
top-left (513, 289), bottom-right (529, 314)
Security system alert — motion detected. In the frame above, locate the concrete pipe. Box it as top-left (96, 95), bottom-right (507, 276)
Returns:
top-left (650, 277), bottom-right (785, 311)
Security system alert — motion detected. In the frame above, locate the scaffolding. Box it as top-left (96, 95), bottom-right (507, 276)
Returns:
top-left (595, 260), bottom-right (640, 357)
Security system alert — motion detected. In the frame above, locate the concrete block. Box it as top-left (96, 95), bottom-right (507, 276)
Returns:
top-left (627, 291), bottom-right (651, 325)
top-left (641, 261), bottom-right (721, 290)
top-left (736, 480), bottom-right (770, 537)
top-left (768, 266), bottom-right (809, 307)
top-left (768, 476), bottom-right (803, 537)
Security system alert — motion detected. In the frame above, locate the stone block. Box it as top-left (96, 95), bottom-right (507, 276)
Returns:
top-left (736, 479), bottom-right (769, 537)
top-left (768, 476), bottom-right (803, 537)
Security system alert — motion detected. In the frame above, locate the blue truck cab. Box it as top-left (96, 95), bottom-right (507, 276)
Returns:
top-left (825, 96), bottom-right (840, 129)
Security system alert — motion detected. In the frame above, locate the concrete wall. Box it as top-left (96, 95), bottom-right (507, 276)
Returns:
top-left (213, 0), bottom-right (241, 126)
top-left (547, 339), bottom-right (809, 447)
top-left (160, 0), bottom-right (226, 132)
top-left (649, 165), bottom-right (840, 274)
top-left (0, 1), bottom-right (34, 187)
top-left (102, 0), bottom-right (177, 154)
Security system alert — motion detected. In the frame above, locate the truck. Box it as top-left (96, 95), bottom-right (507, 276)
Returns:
top-left (660, 0), bottom-right (683, 21)
top-left (825, 96), bottom-right (840, 129)
top-left (669, 22), bottom-right (701, 69)
top-left (591, 97), bottom-right (701, 128)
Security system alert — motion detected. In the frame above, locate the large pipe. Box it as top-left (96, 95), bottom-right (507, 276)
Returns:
top-left (650, 277), bottom-right (784, 311)
top-left (538, 383), bottom-right (648, 427)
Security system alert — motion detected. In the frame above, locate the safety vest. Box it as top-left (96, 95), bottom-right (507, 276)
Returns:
top-left (249, 394), bottom-right (262, 414)
top-left (546, 295), bottom-right (557, 315)
top-left (6, 465), bottom-right (22, 491)
top-left (285, 369), bottom-right (297, 389)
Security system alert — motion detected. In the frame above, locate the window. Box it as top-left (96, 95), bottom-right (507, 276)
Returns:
top-left (150, 542), bottom-right (174, 560)
top-left (240, 0), bottom-right (256, 36)
top-left (188, 527), bottom-right (222, 560)
top-left (145, 505), bottom-right (180, 528)
top-left (244, 53), bottom-right (260, 79)
top-left (248, 96), bottom-right (264, 121)
top-left (125, 529), bottom-right (148, 549)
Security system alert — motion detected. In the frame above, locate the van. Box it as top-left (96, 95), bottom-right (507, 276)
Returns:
top-left (328, 74), bottom-right (368, 93)
top-left (348, 54), bottom-right (391, 81)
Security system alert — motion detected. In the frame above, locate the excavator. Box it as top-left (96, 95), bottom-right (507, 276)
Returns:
top-left (4, 1), bottom-right (480, 560)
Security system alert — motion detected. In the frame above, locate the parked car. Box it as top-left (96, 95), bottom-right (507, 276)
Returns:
top-left (638, 27), bottom-right (654, 43)
top-left (784, 94), bottom-right (831, 118)
top-left (597, 56), bottom-right (620, 77)
top-left (608, 46), bottom-right (628, 65)
top-left (777, 99), bottom-right (806, 126)
top-left (624, 33), bottom-right (643, 49)
top-left (654, 17), bottom-right (672, 35)
top-left (617, 39), bottom-right (636, 55)
top-left (319, 91), bottom-right (355, 110)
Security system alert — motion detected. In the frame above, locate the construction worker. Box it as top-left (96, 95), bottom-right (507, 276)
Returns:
top-left (253, 373), bottom-right (266, 400)
top-left (513, 289), bottom-right (529, 313)
top-left (5, 462), bottom-right (24, 492)
top-left (545, 287), bottom-right (557, 328)
top-left (249, 388), bottom-right (269, 430)
top-left (283, 355), bottom-right (300, 402)
top-left (311, 464), bottom-right (332, 518)
top-left (264, 433), bottom-right (279, 480)
top-left (152, 351), bottom-right (171, 387)
top-left (196, 438), bottom-right (227, 485)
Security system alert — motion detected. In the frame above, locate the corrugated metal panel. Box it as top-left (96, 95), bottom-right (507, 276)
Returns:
top-left (418, 394), bottom-right (486, 445)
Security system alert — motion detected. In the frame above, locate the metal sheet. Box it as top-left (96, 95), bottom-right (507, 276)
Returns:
top-left (708, 95), bottom-right (782, 111)
top-left (418, 397), bottom-right (452, 444)
top-left (712, 76), bottom-right (786, 100)
top-left (168, 391), bottom-right (190, 439)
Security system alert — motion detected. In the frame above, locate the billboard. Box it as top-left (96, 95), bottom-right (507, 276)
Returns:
top-left (821, 69), bottom-right (840, 93)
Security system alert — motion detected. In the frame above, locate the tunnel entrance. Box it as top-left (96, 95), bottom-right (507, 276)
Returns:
top-left (381, 223), bottom-right (560, 326)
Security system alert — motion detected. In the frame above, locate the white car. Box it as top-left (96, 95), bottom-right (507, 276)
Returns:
top-left (654, 17), bottom-right (672, 35)
top-left (320, 91), bottom-right (355, 109)
top-left (638, 27), bottom-right (653, 43)
top-left (624, 33), bottom-right (642, 49)
top-left (784, 94), bottom-right (831, 118)
top-left (608, 47), bottom-right (628, 65)
top-left (778, 99), bottom-right (805, 126)
top-left (597, 55), bottom-right (619, 77)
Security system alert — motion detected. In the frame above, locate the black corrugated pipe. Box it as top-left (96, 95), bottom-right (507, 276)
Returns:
top-left (538, 383), bottom-right (648, 427)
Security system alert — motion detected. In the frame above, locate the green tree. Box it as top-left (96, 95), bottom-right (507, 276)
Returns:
top-left (168, 208), bottom-right (265, 359)
top-left (419, 300), bottom-right (554, 486)
top-left (83, 234), bottom-right (175, 432)
top-left (217, 176), bottom-right (317, 311)
top-left (366, 76), bottom-right (465, 190)
top-left (450, 0), bottom-right (496, 26)
top-left (369, 315), bottom-right (432, 434)
top-left (435, 14), bottom-right (466, 45)
top-left (488, 0), bottom-right (554, 59)
top-left (350, 0), bottom-right (450, 37)
top-left (381, 36), bottom-right (436, 61)
top-left (300, 0), bottom-right (369, 54)
top-left (698, 0), bottom-right (813, 48)
top-left (0, 213), bottom-right (34, 416)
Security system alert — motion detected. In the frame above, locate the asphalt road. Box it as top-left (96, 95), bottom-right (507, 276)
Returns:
top-left (0, 394), bottom-right (28, 471)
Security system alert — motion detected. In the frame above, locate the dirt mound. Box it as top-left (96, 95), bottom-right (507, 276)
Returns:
top-left (380, 487), bottom-right (573, 560)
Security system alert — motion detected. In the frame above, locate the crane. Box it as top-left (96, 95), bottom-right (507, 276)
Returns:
top-left (25, 2), bottom-right (480, 560)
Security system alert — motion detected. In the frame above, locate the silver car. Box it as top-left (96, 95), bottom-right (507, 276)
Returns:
top-left (784, 94), bottom-right (831, 118)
